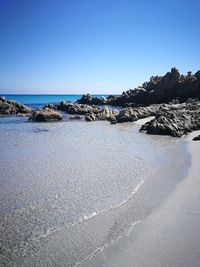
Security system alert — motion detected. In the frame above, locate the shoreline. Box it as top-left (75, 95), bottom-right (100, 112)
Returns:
top-left (80, 130), bottom-right (200, 267)
top-left (0, 114), bottom-right (199, 266)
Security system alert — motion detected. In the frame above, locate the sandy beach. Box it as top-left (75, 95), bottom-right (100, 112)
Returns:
top-left (1, 0), bottom-right (200, 265)
top-left (80, 130), bottom-right (200, 267)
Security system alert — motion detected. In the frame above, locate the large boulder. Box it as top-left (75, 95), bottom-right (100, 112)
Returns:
top-left (28, 109), bottom-right (62, 122)
top-left (0, 97), bottom-right (32, 115)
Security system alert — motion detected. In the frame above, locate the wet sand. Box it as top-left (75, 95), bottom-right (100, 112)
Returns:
top-left (81, 131), bottom-right (200, 267)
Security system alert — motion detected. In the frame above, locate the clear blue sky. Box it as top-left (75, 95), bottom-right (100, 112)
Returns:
top-left (0, 0), bottom-right (200, 94)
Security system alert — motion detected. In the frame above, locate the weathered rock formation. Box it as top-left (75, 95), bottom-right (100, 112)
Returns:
top-left (29, 109), bottom-right (62, 122)
top-left (140, 102), bottom-right (200, 137)
top-left (77, 68), bottom-right (200, 106)
top-left (0, 96), bottom-right (32, 115)
top-left (115, 105), bottom-right (158, 123)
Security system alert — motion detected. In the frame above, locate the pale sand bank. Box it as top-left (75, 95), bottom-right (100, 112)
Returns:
top-left (81, 131), bottom-right (200, 267)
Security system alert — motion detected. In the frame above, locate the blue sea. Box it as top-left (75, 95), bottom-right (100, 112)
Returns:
top-left (2, 94), bottom-right (109, 109)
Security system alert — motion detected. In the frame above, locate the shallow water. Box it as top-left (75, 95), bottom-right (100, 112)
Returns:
top-left (0, 116), bottom-right (188, 266)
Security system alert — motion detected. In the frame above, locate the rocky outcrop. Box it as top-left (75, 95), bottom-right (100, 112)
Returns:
top-left (29, 109), bottom-right (62, 122)
top-left (0, 96), bottom-right (32, 115)
top-left (140, 102), bottom-right (200, 137)
top-left (77, 94), bottom-right (107, 105)
top-left (118, 68), bottom-right (200, 105)
top-left (77, 68), bottom-right (200, 107)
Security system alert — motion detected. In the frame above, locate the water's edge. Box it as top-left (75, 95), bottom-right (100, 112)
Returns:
top-left (0, 118), bottom-right (190, 267)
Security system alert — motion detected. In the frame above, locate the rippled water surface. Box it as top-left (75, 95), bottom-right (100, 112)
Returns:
top-left (0, 116), bottom-right (186, 266)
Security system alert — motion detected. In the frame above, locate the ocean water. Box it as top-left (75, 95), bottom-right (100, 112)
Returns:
top-left (1, 94), bottom-right (109, 109)
top-left (0, 105), bottom-right (188, 266)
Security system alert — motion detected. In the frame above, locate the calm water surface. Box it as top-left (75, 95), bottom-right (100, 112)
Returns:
top-left (0, 114), bottom-right (188, 266)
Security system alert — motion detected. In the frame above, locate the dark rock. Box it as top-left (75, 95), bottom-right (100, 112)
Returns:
top-left (140, 102), bottom-right (200, 137)
top-left (29, 109), bottom-right (62, 122)
top-left (43, 104), bottom-right (55, 109)
top-left (0, 96), bottom-right (6, 102)
top-left (110, 117), bottom-right (117, 124)
top-left (193, 135), bottom-right (200, 141)
top-left (77, 94), bottom-right (107, 105)
top-left (115, 105), bottom-right (158, 123)
top-left (85, 107), bottom-right (119, 122)
top-left (0, 96), bottom-right (32, 115)
top-left (57, 101), bottom-right (101, 115)
top-left (89, 68), bottom-right (200, 107)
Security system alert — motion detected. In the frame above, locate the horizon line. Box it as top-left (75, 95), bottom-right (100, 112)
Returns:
top-left (0, 93), bottom-right (118, 96)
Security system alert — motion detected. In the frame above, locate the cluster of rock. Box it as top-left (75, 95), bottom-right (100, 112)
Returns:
top-left (140, 102), bottom-right (200, 137)
top-left (84, 105), bottom-right (159, 124)
top-left (0, 96), bottom-right (31, 115)
top-left (114, 105), bottom-right (158, 123)
top-left (77, 68), bottom-right (200, 106)
top-left (1, 66), bottom-right (200, 139)
top-left (56, 101), bottom-right (101, 115)
top-left (85, 107), bottom-right (119, 122)
top-left (29, 99), bottom-right (200, 138)
top-left (44, 100), bottom-right (159, 124)
top-left (28, 108), bottom-right (62, 122)
top-left (118, 68), bottom-right (200, 105)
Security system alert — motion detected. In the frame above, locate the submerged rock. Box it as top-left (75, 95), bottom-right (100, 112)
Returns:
top-left (33, 128), bottom-right (49, 133)
top-left (0, 96), bottom-right (32, 115)
top-left (29, 109), bottom-right (62, 122)
top-left (193, 135), bottom-right (200, 141)
top-left (69, 115), bottom-right (82, 120)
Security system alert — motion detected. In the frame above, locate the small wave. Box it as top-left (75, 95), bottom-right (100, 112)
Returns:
top-left (16, 179), bottom-right (145, 246)
top-left (74, 220), bottom-right (141, 267)
top-left (111, 178), bottom-right (145, 209)
top-left (71, 211), bottom-right (98, 226)
top-left (71, 178), bottom-right (145, 227)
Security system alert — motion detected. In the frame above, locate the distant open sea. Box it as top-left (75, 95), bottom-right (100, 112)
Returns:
top-left (2, 94), bottom-right (109, 109)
